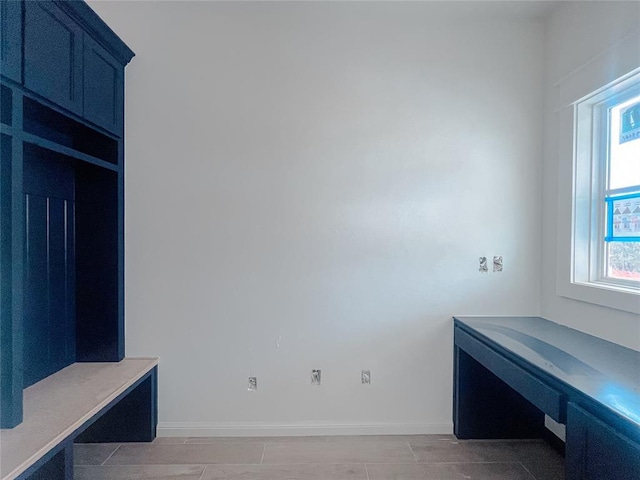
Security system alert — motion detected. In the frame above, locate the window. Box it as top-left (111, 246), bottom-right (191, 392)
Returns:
top-left (570, 71), bottom-right (640, 303)
top-left (603, 91), bottom-right (640, 285)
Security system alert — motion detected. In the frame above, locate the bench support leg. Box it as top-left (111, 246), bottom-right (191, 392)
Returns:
top-left (19, 439), bottom-right (73, 480)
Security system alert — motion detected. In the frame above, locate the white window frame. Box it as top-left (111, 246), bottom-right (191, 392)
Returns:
top-left (557, 70), bottom-right (640, 314)
top-left (592, 82), bottom-right (640, 287)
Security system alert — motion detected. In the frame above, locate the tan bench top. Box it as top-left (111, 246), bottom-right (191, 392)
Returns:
top-left (0, 358), bottom-right (158, 480)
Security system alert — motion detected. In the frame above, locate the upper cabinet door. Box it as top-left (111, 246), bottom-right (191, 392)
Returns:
top-left (24, 1), bottom-right (83, 114)
top-left (83, 36), bottom-right (124, 135)
top-left (1, 0), bottom-right (22, 83)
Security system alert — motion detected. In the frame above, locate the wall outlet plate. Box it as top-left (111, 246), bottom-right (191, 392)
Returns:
top-left (361, 369), bottom-right (371, 384)
top-left (479, 256), bottom-right (488, 273)
top-left (493, 255), bottom-right (503, 272)
top-left (248, 376), bottom-right (257, 391)
top-left (311, 369), bottom-right (321, 385)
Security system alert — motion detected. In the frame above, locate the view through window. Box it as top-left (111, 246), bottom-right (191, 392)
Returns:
top-left (605, 95), bottom-right (640, 282)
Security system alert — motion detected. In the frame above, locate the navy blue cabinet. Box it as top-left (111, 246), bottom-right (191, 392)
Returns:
top-left (454, 317), bottom-right (640, 480)
top-left (83, 36), bottom-right (124, 134)
top-left (567, 403), bottom-right (640, 480)
top-left (23, 152), bottom-right (76, 388)
top-left (24, 1), bottom-right (84, 114)
top-left (0, 0), bottom-right (22, 83)
top-left (22, 0), bottom-right (128, 133)
top-left (0, 0), bottom-right (134, 429)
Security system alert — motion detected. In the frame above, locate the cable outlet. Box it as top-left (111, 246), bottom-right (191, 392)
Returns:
top-left (311, 369), bottom-right (321, 385)
top-left (361, 370), bottom-right (371, 385)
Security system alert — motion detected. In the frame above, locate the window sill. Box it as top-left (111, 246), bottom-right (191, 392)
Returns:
top-left (557, 280), bottom-right (640, 314)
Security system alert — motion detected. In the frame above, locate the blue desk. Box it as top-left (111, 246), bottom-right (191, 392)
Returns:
top-left (453, 316), bottom-right (640, 480)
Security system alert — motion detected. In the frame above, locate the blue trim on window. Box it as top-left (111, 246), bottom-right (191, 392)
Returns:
top-left (605, 236), bottom-right (640, 242)
top-left (605, 192), bottom-right (640, 242)
top-left (607, 192), bottom-right (640, 202)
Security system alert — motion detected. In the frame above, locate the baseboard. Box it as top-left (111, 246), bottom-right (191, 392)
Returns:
top-left (157, 421), bottom-right (453, 437)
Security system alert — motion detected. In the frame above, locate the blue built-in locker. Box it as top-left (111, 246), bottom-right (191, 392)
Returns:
top-left (23, 153), bottom-right (76, 388)
top-left (23, 1), bottom-right (83, 115)
top-left (0, 0), bottom-right (134, 429)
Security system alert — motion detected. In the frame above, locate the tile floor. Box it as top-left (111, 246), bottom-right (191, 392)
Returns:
top-left (73, 435), bottom-right (565, 480)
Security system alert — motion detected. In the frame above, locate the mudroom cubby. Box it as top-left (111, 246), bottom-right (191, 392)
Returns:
top-left (0, 0), bottom-right (135, 430)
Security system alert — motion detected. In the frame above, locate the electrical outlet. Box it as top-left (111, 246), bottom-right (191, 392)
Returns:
top-left (493, 255), bottom-right (503, 272)
top-left (361, 370), bottom-right (371, 385)
top-left (479, 256), bottom-right (488, 273)
top-left (311, 369), bottom-right (321, 385)
top-left (248, 376), bottom-right (257, 391)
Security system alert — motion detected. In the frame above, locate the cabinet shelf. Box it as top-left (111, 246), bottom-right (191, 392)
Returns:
top-left (23, 97), bottom-right (119, 166)
top-left (23, 133), bottom-right (120, 173)
top-left (0, 126), bottom-right (119, 173)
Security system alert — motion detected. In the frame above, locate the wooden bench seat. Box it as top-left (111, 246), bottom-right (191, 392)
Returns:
top-left (0, 358), bottom-right (158, 480)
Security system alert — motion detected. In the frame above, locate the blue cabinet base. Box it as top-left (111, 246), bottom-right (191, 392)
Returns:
top-left (566, 403), bottom-right (640, 480)
top-left (453, 317), bottom-right (640, 480)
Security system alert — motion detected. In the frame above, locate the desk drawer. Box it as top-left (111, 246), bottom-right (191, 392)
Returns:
top-left (455, 327), bottom-right (563, 421)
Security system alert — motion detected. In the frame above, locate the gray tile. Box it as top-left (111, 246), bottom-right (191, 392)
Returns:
top-left (262, 440), bottom-right (415, 464)
top-left (508, 442), bottom-right (564, 463)
top-left (411, 440), bottom-right (560, 464)
top-left (154, 437), bottom-right (189, 444)
top-left (119, 438), bottom-right (188, 447)
top-left (523, 459), bottom-right (566, 480)
top-left (404, 435), bottom-right (460, 447)
top-left (185, 435), bottom-right (424, 443)
top-left (74, 465), bottom-right (205, 480)
top-left (186, 437), bottom-right (271, 444)
top-left (201, 463), bottom-right (368, 479)
top-left (104, 443), bottom-right (265, 465)
top-left (269, 435), bottom-right (455, 444)
top-left (366, 462), bottom-right (537, 479)
top-left (73, 443), bottom-right (121, 466)
top-left (189, 436), bottom-right (451, 445)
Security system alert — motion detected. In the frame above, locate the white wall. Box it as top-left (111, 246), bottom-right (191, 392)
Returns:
top-left (90, 1), bottom-right (544, 436)
top-left (542, 1), bottom-right (640, 350)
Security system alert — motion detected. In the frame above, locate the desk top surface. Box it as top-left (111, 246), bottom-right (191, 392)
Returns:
top-left (0, 358), bottom-right (158, 480)
top-left (454, 316), bottom-right (640, 429)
